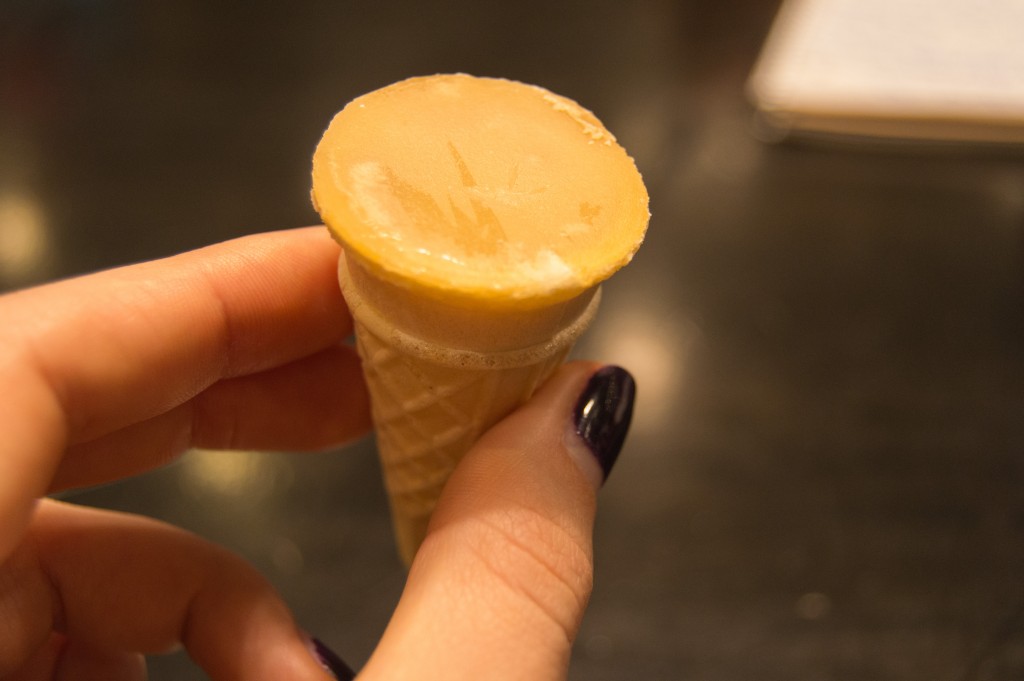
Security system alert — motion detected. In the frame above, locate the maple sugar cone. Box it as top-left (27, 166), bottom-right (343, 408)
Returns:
top-left (312, 74), bottom-right (649, 564)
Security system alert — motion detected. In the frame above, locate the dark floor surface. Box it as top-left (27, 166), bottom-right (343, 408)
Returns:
top-left (2, 1), bottom-right (1024, 679)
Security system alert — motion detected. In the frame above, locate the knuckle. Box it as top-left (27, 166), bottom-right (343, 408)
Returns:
top-left (0, 542), bottom-right (56, 676)
top-left (467, 504), bottom-right (594, 640)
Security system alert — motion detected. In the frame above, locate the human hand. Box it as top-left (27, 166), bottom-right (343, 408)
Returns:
top-left (0, 227), bottom-right (635, 679)
top-left (0, 227), bottom-right (372, 679)
top-left (357, 360), bottom-right (635, 680)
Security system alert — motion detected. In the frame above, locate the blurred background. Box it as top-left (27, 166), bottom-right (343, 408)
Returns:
top-left (2, 1), bottom-right (1023, 678)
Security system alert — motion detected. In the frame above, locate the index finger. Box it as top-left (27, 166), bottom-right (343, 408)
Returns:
top-left (0, 227), bottom-right (351, 560)
top-left (6, 500), bottom-right (335, 681)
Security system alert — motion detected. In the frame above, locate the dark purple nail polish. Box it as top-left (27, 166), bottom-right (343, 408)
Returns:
top-left (573, 366), bottom-right (636, 481)
top-left (311, 637), bottom-right (356, 680)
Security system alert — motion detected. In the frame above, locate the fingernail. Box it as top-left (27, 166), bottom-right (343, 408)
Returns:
top-left (573, 366), bottom-right (636, 481)
top-left (308, 637), bottom-right (356, 680)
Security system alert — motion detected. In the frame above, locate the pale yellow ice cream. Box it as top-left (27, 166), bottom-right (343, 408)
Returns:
top-left (312, 73), bottom-right (648, 310)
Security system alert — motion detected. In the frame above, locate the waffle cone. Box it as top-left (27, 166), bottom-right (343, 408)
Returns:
top-left (339, 253), bottom-right (600, 564)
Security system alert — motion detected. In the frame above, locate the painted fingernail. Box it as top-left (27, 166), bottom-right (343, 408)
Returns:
top-left (309, 637), bottom-right (356, 680)
top-left (573, 366), bottom-right (636, 481)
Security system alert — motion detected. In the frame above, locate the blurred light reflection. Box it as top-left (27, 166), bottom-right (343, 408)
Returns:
top-left (795, 592), bottom-right (832, 621)
top-left (178, 448), bottom-right (292, 500)
top-left (0, 189), bottom-right (52, 286)
top-left (270, 536), bottom-right (306, 575)
top-left (584, 296), bottom-right (695, 435)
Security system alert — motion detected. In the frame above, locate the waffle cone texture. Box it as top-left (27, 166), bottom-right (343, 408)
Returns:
top-left (340, 254), bottom-right (600, 564)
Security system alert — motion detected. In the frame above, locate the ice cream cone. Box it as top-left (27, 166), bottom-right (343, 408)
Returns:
top-left (339, 251), bottom-right (600, 564)
top-left (312, 74), bottom-right (648, 564)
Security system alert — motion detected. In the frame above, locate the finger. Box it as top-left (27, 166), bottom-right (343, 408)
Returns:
top-left (5, 632), bottom-right (62, 681)
top-left (190, 343), bottom-right (369, 451)
top-left (53, 640), bottom-right (146, 681)
top-left (48, 345), bottom-right (371, 493)
top-left (6, 632), bottom-right (148, 681)
top-left (3, 500), bottom-right (333, 681)
top-left (0, 227), bottom-right (350, 558)
top-left (2, 226), bottom-right (350, 444)
top-left (360, 362), bottom-right (636, 681)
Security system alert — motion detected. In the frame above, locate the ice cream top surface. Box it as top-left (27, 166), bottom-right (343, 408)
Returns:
top-left (312, 74), bottom-right (649, 309)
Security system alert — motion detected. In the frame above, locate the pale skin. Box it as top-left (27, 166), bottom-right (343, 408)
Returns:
top-left (0, 227), bottom-right (606, 680)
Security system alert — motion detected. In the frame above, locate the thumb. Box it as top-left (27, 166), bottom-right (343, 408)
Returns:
top-left (360, 362), bottom-right (636, 681)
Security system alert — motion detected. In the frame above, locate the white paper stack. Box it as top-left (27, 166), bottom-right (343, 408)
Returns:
top-left (747, 0), bottom-right (1024, 145)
